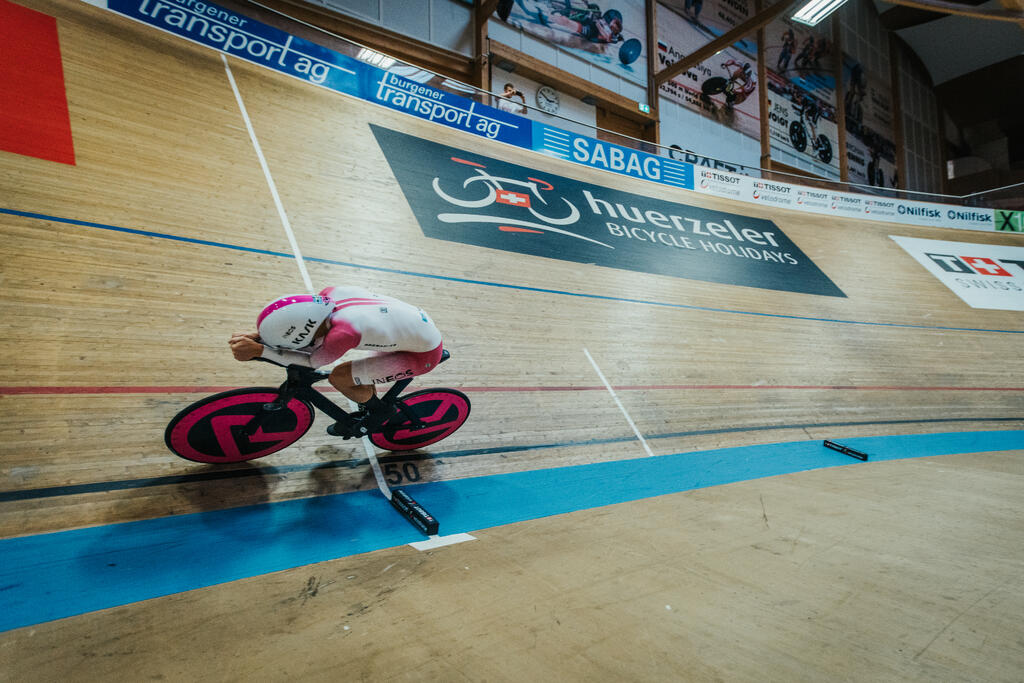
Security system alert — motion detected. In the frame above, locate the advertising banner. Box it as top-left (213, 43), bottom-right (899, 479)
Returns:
top-left (891, 235), bottom-right (1024, 311)
top-left (763, 16), bottom-right (839, 179)
top-left (656, 1), bottom-right (760, 140)
top-left (996, 209), bottom-right (1024, 233)
top-left (83, 0), bottom-right (531, 147)
top-left (84, 0), bottom-right (1007, 235)
top-left (843, 56), bottom-right (897, 190)
top-left (534, 123), bottom-right (693, 190)
top-left (501, 0), bottom-right (647, 85)
top-left (373, 124), bottom-right (845, 297)
top-left (670, 146), bottom-right (759, 176)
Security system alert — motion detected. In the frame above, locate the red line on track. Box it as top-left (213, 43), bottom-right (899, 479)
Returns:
top-left (2, 385), bottom-right (1024, 396)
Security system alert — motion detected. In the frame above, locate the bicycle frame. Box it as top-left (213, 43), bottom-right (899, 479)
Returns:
top-left (245, 358), bottom-right (430, 439)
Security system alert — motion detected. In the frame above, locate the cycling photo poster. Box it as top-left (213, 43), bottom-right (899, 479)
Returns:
top-left (843, 55), bottom-right (898, 190)
top-left (763, 16), bottom-right (840, 179)
top-left (501, 0), bottom-right (648, 85)
top-left (656, 0), bottom-right (761, 140)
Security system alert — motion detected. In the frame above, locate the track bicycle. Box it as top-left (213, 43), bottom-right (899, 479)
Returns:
top-left (165, 350), bottom-right (471, 464)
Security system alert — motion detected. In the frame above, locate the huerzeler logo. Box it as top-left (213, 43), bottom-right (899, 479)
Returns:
top-left (431, 159), bottom-right (612, 248)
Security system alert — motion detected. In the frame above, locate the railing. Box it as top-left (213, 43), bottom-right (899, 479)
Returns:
top-left (246, 0), bottom-right (1020, 212)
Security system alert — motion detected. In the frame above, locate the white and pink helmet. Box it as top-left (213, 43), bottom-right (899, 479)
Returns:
top-left (256, 294), bottom-right (333, 349)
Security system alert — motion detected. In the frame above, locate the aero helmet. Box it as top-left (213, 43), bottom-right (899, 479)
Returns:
top-left (257, 294), bottom-right (333, 349)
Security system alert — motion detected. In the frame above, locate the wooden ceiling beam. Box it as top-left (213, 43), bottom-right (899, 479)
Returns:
top-left (475, 0), bottom-right (500, 28)
top-left (880, 0), bottom-right (1024, 22)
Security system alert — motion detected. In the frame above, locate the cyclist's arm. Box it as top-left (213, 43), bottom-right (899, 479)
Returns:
top-left (308, 320), bottom-right (361, 368)
top-left (260, 345), bottom-right (314, 367)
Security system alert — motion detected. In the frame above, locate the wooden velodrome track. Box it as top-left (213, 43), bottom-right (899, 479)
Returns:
top-left (2, 0), bottom-right (1023, 679)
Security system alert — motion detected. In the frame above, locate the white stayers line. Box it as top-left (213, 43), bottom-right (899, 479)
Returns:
top-left (222, 54), bottom-right (314, 294)
top-left (583, 348), bottom-right (655, 458)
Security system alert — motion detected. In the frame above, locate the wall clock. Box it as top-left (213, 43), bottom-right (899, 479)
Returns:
top-left (535, 85), bottom-right (560, 114)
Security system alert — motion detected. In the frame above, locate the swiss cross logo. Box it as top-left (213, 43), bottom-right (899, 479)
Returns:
top-left (926, 253), bottom-right (1022, 276)
top-left (961, 257), bottom-right (1011, 276)
top-left (496, 190), bottom-right (530, 207)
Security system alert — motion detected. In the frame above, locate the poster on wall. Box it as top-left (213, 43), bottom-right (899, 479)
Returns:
top-left (666, 145), bottom-right (759, 176)
top-left (501, 0), bottom-right (647, 84)
top-left (762, 16), bottom-right (839, 179)
top-left (843, 55), bottom-right (897, 190)
top-left (656, 1), bottom-right (760, 140)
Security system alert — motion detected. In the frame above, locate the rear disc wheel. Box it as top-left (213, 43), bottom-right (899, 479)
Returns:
top-left (369, 389), bottom-right (471, 451)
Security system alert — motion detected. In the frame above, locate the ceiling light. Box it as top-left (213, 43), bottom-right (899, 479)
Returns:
top-left (791, 0), bottom-right (848, 26)
top-left (357, 47), bottom-right (396, 69)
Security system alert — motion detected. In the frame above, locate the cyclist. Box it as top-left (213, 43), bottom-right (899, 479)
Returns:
top-left (793, 88), bottom-right (821, 148)
top-left (794, 36), bottom-right (815, 69)
top-left (229, 286), bottom-right (443, 433)
top-left (721, 59), bottom-right (756, 105)
top-left (527, 1), bottom-right (624, 44)
top-left (776, 28), bottom-right (795, 72)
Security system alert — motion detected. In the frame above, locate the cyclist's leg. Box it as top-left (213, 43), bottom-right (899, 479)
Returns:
top-left (331, 345), bottom-right (444, 430)
top-left (328, 361), bottom-right (374, 404)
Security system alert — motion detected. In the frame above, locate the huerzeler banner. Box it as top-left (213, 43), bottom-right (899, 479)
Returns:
top-left (372, 125), bottom-right (844, 297)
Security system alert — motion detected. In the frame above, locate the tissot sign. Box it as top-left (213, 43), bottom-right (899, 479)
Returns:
top-left (372, 125), bottom-right (844, 297)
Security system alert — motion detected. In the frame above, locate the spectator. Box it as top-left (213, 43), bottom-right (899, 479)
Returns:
top-left (497, 82), bottom-right (527, 114)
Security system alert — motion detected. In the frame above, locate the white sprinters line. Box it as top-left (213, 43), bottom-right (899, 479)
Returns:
top-left (583, 348), bottom-right (655, 458)
top-left (409, 533), bottom-right (477, 551)
top-left (222, 54), bottom-right (313, 293)
top-left (344, 397), bottom-right (392, 500)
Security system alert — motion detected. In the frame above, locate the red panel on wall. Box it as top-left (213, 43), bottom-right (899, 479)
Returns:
top-left (0, 0), bottom-right (75, 165)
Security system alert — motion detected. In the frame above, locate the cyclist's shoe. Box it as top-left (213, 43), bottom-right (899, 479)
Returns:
top-left (326, 398), bottom-right (400, 438)
top-left (358, 397), bottom-right (401, 432)
top-left (326, 419), bottom-right (356, 438)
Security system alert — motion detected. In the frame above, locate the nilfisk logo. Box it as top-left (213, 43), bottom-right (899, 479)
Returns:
top-left (371, 124), bottom-right (846, 297)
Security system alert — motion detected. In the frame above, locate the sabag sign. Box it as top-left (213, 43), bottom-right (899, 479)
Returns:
top-left (372, 125), bottom-right (844, 297)
top-left (891, 235), bottom-right (1024, 311)
top-left (533, 124), bottom-right (693, 191)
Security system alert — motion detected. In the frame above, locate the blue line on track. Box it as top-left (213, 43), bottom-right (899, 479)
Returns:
top-left (4, 207), bottom-right (1022, 335)
top-left (1, 430), bottom-right (1021, 633)
top-left (2, 416), bottom-right (1024, 503)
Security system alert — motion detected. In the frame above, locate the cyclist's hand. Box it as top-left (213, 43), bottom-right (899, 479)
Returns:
top-left (229, 334), bottom-right (263, 361)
